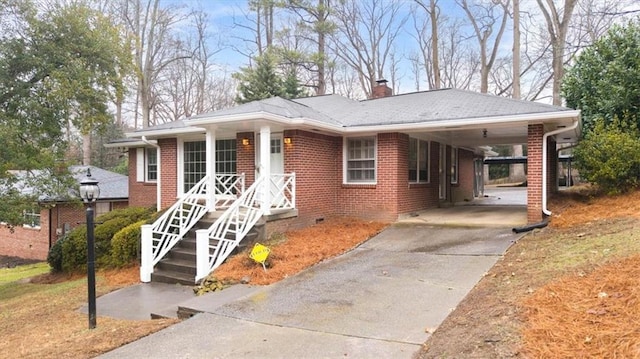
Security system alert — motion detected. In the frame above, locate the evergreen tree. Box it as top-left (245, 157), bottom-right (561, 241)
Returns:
top-left (234, 53), bottom-right (285, 104)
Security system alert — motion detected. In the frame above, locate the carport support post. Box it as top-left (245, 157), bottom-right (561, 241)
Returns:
top-left (527, 124), bottom-right (544, 223)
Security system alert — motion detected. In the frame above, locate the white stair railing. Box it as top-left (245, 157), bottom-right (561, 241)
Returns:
top-left (140, 176), bottom-right (210, 282)
top-left (195, 173), bottom-right (296, 282)
top-left (214, 173), bottom-right (245, 209)
top-left (270, 173), bottom-right (296, 211)
top-left (196, 175), bottom-right (267, 282)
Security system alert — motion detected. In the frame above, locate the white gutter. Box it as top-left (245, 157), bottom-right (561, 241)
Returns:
top-left (141, 136), bottom-right (161, 212)
top-left (542, 119), bottom-right (580, 216)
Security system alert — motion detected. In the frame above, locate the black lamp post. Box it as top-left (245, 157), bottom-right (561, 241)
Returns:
top-left (79, 168), bottom-right (100, 329)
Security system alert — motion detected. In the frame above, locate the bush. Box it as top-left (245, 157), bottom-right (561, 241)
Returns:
top-left (47, 235), bottom-right (68, 273)
top-left (574, 118), bottom-right (640, 194)
top-left (111, 219), bottom-right (146, 267)
top-left (53, 206), bottom-right (155, 273)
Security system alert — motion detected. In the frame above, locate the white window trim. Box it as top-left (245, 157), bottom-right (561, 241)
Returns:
top-left (136, 147), bottom-right (158, 183)
top-left (409, 138), bottom-right (431, 184)
top-left (343, 136), bottom-right (377, 185)
top-left (178, 137), bottom-right (237, 196)
top-left (451, 147), bottom-right (459, 184)
top-left (22, 208), bottom-right (41, 229)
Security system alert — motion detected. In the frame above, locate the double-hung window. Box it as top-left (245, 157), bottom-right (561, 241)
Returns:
top-left (409, 138), bottom-right (430, 183)
top-left (23, 207), bottom-right (41, 228)
top-left (136, 148), bottom-right (157, 183)
top-left (345, 137), bottom-right (376, 183)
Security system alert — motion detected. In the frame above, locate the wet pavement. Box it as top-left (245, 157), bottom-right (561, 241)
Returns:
top-left (99, 224), bottom-right (523, 359)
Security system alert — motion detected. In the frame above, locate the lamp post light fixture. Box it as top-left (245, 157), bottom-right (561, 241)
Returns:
top-left (79, 168), bottom-right (100, 329)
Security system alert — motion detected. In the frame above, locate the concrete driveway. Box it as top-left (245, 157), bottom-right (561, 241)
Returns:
top-left (101, 224), bottom-right (522, 359)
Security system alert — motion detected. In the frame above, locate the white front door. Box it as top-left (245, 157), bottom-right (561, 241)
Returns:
top-left (255, 133), bottom-right (285, 208)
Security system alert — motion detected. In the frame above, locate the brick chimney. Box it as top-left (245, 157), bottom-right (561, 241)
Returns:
top-left (371, 79), bottom-right (393, 99)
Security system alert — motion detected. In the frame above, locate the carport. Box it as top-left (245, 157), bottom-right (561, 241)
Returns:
top-left (413, 110), bottom-right (580, 224)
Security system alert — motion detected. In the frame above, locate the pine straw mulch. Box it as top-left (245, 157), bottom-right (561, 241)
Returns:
top-left (521, 254), bottom-right (640, 358)
top-left (549, 185), bottom-right (640, 228)
top-left (209, 217), bottom-right (388, 285)
top-left (520, 188), bottom-right (640, 358)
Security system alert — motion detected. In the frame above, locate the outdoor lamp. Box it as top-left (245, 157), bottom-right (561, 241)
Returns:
top-left (79, 168), bottom-right (99, 329)
top-left (79, 168), bottom-right (100, 203)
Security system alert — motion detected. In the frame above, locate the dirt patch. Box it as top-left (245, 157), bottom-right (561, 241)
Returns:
top-left (209, 217), bottom-right (387, 286)
top-left (0, 255), bottom-right (41, 268)
top-left (417, 189), bottom-right (640, 358)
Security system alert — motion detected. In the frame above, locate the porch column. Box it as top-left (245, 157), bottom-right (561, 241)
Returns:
top-left (259, 126), bottom-right (271, 215)
top-left (527, 124), bottom-right (544, 223)
top-left (206, 129), bottom-right (216, 211)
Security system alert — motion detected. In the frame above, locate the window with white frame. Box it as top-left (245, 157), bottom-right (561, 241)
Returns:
top-left (451, 147), bottom-right (459, 184)
top-left (23, 207), bottom-right (41, 228)
top-left (216, 139), bottom-right (237, 174)
top-left (136, 148), bottom-right (157, 183)
top-left (409, 138), bottom-right (430, 183)
top-left (183, 139), bottom-right (237, 192)
top-left (346, 137), bottom-right (376, 183)
top-left (146, 148), bottom-right (157, 181)
top-left (183, 140), bottom-right (207, 193)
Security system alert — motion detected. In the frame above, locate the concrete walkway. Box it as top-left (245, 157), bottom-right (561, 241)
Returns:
top-left (99, 223), bottom-right (523, 359)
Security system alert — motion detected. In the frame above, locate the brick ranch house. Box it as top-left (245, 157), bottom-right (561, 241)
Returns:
top-left (113, 82), bottom-right (580, 283)
top-left (0, 166), bottom-right (128, 260)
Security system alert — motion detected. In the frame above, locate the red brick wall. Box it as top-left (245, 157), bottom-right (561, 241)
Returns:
top-left (397, 137), bottom-right (440, 214)
top-left (283, 130), bottom-right (341, 226)
top-left (527, 124), bottom-right (544, 223)
top-left (0, 222), bottom-right (48, 260)
top-left (335, 133), bottom-right (402, 222)
top-left (452, 148), bottom-right (476, 202)
top-left (237, 132), bottom-right (256, 184)
top-left (159, 138), bottom-right (178, 209)
top-left (128, 148), bottom-right (157, 208)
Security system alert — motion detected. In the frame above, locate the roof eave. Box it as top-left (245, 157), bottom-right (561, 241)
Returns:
top-left (342, 110), bottom-right (581, 134)
top-left (186, 111), bottom-right (345, 134)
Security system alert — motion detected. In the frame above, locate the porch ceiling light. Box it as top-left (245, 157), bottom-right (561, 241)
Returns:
top-left (242, 138), bottom-right (250, 146)
top-left (79, 168), bottom-right (100, 203)
top-left (284, 137), bottom-right (292, 145)
top-left (482, 129), bottom-right (488, 138)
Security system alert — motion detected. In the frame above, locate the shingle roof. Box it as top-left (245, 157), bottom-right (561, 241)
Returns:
top-left (293, 89), bottom-right (573, 127)
top-left (8, 166), bottom-right (128, 202)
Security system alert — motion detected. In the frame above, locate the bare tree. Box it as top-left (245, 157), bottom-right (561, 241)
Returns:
top-left (414, 0), bottom-right (441, 89)
top-left (330, 0), bottom-right (408, 97)
top-left (459, 0), bottom-right (510, 94)
top-left (535, 0), bottom-right (577, 105)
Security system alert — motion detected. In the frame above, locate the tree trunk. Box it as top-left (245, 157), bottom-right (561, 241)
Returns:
top-left (430, 0), bottom-right (440, 89)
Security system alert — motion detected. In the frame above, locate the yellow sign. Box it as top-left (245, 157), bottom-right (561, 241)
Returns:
top-left (249, 243), bottom-right (270, 264)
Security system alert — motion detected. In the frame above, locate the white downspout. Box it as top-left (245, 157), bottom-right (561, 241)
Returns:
top-left (141, 136), bottom-right (161, 211)
top-left (542, 119), bottom-right (579, 215)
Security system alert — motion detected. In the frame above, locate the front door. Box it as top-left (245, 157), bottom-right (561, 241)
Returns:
top-left (255, 133), bottom-right (285, 207)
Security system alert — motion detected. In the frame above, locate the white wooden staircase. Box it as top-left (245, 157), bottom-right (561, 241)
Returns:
top-left (140, 173), bottom-right (295, 285)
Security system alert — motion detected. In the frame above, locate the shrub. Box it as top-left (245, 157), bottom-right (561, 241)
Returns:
top-left (47, 235), bottom-right (68, 273)
top-left (53, 206), bottom-right (155, 273)
top-left (111, 219), bottom-right (146, 267)
top-left (574, 118), bottom-right (640, 194)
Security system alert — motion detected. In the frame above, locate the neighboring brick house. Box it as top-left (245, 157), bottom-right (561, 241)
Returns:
top-left (0, 166), bottom-right (128, 260)
top-left (118, 82), bottom-right (580, 231)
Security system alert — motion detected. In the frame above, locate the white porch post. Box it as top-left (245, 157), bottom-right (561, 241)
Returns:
top-left (206, 129), bottom-right (216, 211)
top-left (260, 126), bottom-right (271, 215)
top-left (140, 224), bottom-right (153, 282)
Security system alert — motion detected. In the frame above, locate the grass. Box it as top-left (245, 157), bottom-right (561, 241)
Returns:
top-left (0, 262), bottom-right (50, 285)
top-left (0, 266), bottom-right (176, 359)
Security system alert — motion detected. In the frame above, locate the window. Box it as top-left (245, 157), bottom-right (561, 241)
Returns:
top-left (183, 141), bottom-right (207, 193)
top-left (23, 207), bottom-right (40, 228)
top-left (183, 139), bottom-right (237, 192)
top-left (216, 139), bottom-right (237, 174)
top-left (146, 149), bottom-right (157, 181)
top-left (451, 147), bottom-right (459, 184)
top-left (409, 138), bottom-right (430, 183)
top-left (346, 137), bottom-right (376, 183)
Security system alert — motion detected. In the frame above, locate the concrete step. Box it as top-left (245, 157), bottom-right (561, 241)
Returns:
top-left (151, 269), bottom-right (196, 286)
top-left (156, 258), bottom-right (197, 276)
